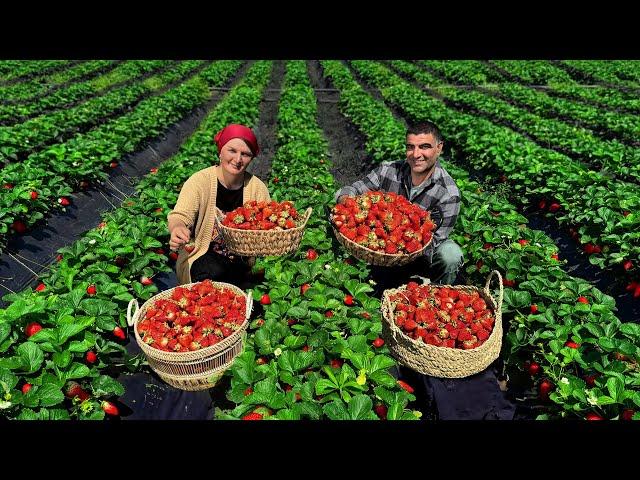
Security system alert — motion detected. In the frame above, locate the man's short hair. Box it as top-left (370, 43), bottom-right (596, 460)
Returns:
top-left (406, 121), bottom-right (443, 144)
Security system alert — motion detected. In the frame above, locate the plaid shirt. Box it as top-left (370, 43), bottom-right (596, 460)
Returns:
top-left (334, 160), bottom-right (461, 261)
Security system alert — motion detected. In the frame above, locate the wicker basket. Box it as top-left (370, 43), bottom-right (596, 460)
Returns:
top-left (215, 207), bottom-right (313, 257)
top-left (381, 270), bottom-right (503, 378)
top-left (127, 281), bottom-right (253, 391)
top-left (331, 224), bottom-right (432, 267)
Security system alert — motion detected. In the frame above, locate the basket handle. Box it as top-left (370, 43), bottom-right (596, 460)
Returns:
top-left (382, 290), bottom-right (400, 343)
top-left (484, 270), bottom-right (504, 313)
top-left (302, 207), bottom-right (313, 227)
top-left (245, 290), bottom-right (254, 320)
top-left (127, 298), bottom-right (140, 327)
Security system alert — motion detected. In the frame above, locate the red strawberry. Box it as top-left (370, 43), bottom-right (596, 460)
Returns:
top-left (65, 381), bottom-right (90, 401)
top-left (35, 283), bottom-right (46, 292)
top-left (518, 239), bottom-right (529, 246)
top-left (256, 318), bottom-right (265, 327)
top-left (169, 251), bottom-right (179, 261)
top-left (243, 387), bottom-right (253, 396)
top-left (526, 361), bottom-right (540, 376)
top-left (98, 222), bottom-right (107, 229)
top-left (109, 161), bottom-right (118, 168)
top-left (361, 312), bottom-right (371, 319)
top-left (583, 374), bottom-right (597, 387)
top-left (577, 296), bottom-right (589, 304)
top-left (374, 404), bottom-right (388, 420)
top-left (21, 384), bottom-right (32, 394)
top-left (260, 293), bottom-right (271, 305)
top-left (150, 167), bottom-right (158, 174)
top-left (242, 412), bottom-right (263, 420)
top-left (302, 345), bottom-right (310, 352)
top-left (12, 220), bottom-right (27, 234)
top-left (86, 351), bottom-right (98, 364)
top-left (538, 379), bottom-right (553, 401)
top-left (344, 294), bottom-right (354, 306)
top-left (86, 284), bottom-right (97, 296)
top-left (503, 278), bottom-right (516, 287)
top-left (58, 197), bottom-right (71, 206)
top-left (397, 380), bottom-right (414, 394)
top-left (56, 254), bottom-right (63, 262)
top-left (476, 260), bottom-right (483, 270)
top-left (623, 210), bottom-right (630, 217)
top-left (621, 409), bottom-right (635, 421)
top-left (330, 359), bottom-right (343, 369)
top-left (113, 326), bottom-right (126, 340)
top-left (141, 276), bottom-right (154, 286)
top-left (30, 191), bottom-right (38, 200)
top-left (272, 177), bottom-right (279, 184)
top-left (530, 304), bottom-right (538, 314)
top-left (538, 199), bottom-right (547, 210)
top-left (101, 401), bottom-right (119, 416)
top-left (183, 243), bottom-right (195, 253)
top-left (325, 310), bottom-right (334, 318)
top-left (585, 412), bottom-right (604, 421)
top-left (3, 183), bottom-right (13, 189)
top-left (300, 283), bottom-right (311, 295)
top-left (306, 249), bottom-right (318, 260)
top-left (25, 322), bottom-right (42, 337)
top-left (483, 243), bottom-right (493, 250)
top-left (623, 260), bottom-right (633, 271)
top-left (548, 202), bottom-right (561, 213)
top-left (565, 340), bottom-right (580, 349)
top-left (551, 253), bottom-right (559, 260)
top-left (372, 337), bottom-right (385, 348)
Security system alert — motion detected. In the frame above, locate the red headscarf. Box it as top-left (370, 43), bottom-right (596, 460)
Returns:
top-left (214, 124), bottom-right (260, 157)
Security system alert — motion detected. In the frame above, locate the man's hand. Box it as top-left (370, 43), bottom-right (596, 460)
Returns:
top-left (169, 225), bottom-right (191, 251)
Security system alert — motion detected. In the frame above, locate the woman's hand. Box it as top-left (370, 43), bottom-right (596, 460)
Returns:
top-left (169, 225), bottom-right (191, 251)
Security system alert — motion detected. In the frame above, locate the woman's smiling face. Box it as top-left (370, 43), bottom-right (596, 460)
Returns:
top-left (219, 137), bottom-right (254, 175)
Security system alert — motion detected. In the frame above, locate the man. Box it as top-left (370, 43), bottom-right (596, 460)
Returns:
top-left (335, 120), bottom-right (463, 286)
top-left (335, 120), bottom-right (515, 420)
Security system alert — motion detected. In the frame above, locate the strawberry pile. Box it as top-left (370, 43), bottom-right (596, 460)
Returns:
top-left (221, 200), bottom-right (302, 230)
top-left (388, 282), bottom-right (495, 350)
top-left (137, 280), bottom-right (247, 352)
top-left (331, 191), bottom-right (435, 254)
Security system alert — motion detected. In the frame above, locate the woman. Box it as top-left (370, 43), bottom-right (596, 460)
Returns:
top-left (168, 124), bottom-right (270, 286)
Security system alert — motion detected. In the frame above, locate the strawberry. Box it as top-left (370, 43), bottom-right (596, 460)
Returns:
top-left (101, 401), bottom-right (119, 416)
top-left (65, 381), bottom-right (90, 401)
top-left (109, 161), bottom-right (118, 168)
top-left (565, 340), bottom-right (580, 349)
top-left (583, 374), bottom-right (597, 387)
top-left (577, 296), bottom-right (589, 304)
top-left (550, 253), bottom-right (559, 260)
top-left (526, 361), bottom-right (540, 376)
top-left (623, 260), bottom-right (633, 271)
top-left (150, 167), bottom-right (158, 174)
top-left (530, 304), bottom-right (538, 314)
top-left (300, 283), bottom-right (311, 295)
top-left (79, 180), bottom-right (90, 189)
top-left (21, 383), bottom-right (32, 394)
top-left (306, 248), bottom-right (318, 260)
top-left (374, 404), bottom-right (388, 420)
top-left (538, 199), bottom-right (547, 210)
top-left (548, 202), bottom-right (561, 213)
top-left (260, 293), bottom-right (271, 305)
top-left (623, 210), bottom-right (630, 217)
top-left (344, 294), bottom-right (354, 306)
top-left (183, 243), bottom-right (195, 253)
top-left (585, 412), bottom-right (604, 421)
top-left (330, 359), bottom-right (343, 369)
top-left (372, 337), bottom-right (385, 348)
top-left (141, 276), bottom-right (154, 286)
top-left (397, 380), bottom-right (414, 394)
top-left (169, 251), bottom-right (179, 261)
top-left (325, 310), bottom-right (334, 318)
top-left (58, 197), bottom-right (71, 206)
top-left (538, 379), bottom-right (553, 401)
top-left (476, 260), bottom-right (483, 270)
top-left (518, 239), bottom-right (529, 246)
top-left (30, 191), bottom-right (38, 200)
top-left (56, 254), bottom-right (63, 262)
top-left (256, 318), bottom-right (265, 327)
top-left (98, 222), bottom-right (107, 229)
top-left (86, 351), bottom-right (97, 364)
top-left (361, 312), bottom-right (371, 319)
top-left (113, 326), bottom-right (126, 340)
top-left (3, 183), bottom-right (13, 189)
top-left (242, 412), bottom-right (263, 420)
top-left (256, 357), bottom-right (267, 365)
top-left (86, 284), bottom-right (97, 296)
top-left (503, 278), bottom-right (516, 287)
top-left (25, 322), bottom-right (42, 337)
top-left (621, 409), bottom-right (635, 421)
top-left (35, 283), bottom-right (46, 292)
top-left (243, 387), bottom-right (253, 396)
top-left (12, 220), bottom-right (27, 234)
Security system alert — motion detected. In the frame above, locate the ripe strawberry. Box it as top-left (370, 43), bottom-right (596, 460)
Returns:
top-left (361, 312), bottom-right (371, 319)
top-left (623, 210), bottom-right (630, 217)
top-left (585, 412), bottom-right (604, 421)
top-left (242, 412), bottom-right (263, 420)
top-left (113, 326), bottom-right (126, 340)
top-left (244, 387), bottom-right (253, 396)
top-left (12, 220), bottom-right (27, 234)
top-left (65, 381), bottom-right (90, 401)
top-left (3, 183), bottom-right (13, 189)
top-left (35, 283), bottom-right (46, 292)
top-left (141, 276), bottom-right (154, 286)
top-left (503, 278), bottom-right (516, 287)
top-left (374, 404), bottom-right (388, 420)
top-left (183, 243), bottom-right (195, 253)
top-left (518, 239), bottom-right (529, 246)
top-left (169, 251), bottom-right (179, 261)
top-left (344, 294), bottom-right (354, 306)
top-left (538, 379), bottom-right (553, 401)
top-left (21, 384), bottom-right (32, 395)
top-left (325, 310), bottom-right (334, 318)
top-left (98, 222), bottom-right (107, 229)
top-left (397, 380), bottom-right (414, 394)
top-left (565, 340), bottom-right (580, 349)
top-left (86, 284), bottom-right (97, 296)
top-left (260, 293), bottom-right (271, 305)
top-left (25, 322), bottom-right (42, 337)
top-left (300, 283), bottom-right (311, 295)
top-left (548, 202), bottom-right (561, 213)
top-left (526, 361), bottom-right (540, 376)
top-left (476, 260), bottom-right (483, 270)
top-left (550, 253), bottom-right (559, 260)
top-left (109, 161), bottom-right (118, 168)
top-left (530, 304), bottom-right (538, 314)
top-left (302, 345), bottom-right (310, 352)
top-left (58, 197), bottom-right (71, 206)
top-left (577, 296), bottom-right (589, 304)
top-left (583, 374), bottom-right (597, 387)
top-left (330, 359), bottom-right (343, 369)
top-left (256, 357), bottom-right (267, 365)
top-left (483, 243), bottom-right (493, 250)
top-left (538, 199), bottom-right (547, 210)
top-left (30, 191), bottom-right (38, 200)
top-left (621, 409), bottom-right (635, 421)
top-left (623, 260), bottom-right (633, 271)
top-left (56, 254), bottom-right (63, 262)
top-left (372, 337), bottom-right (385, 348)
top-left (150, 167), bottom-right (158, 174)
top-left (101, 401), bottom-right (119, 416)
top-left (86, 351), bottom-right (97, 364)
top-left (306, 248), bottom-right (318, 260)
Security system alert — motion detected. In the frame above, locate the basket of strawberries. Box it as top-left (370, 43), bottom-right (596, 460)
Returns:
top-left (380, 270), bottom-right (504, 378)
top-left (214, 200), bottom-right (312, 257)
top-left (126, 279), bottom-right (252, 391)
top-left (330, 191), bottom-right (437, 267)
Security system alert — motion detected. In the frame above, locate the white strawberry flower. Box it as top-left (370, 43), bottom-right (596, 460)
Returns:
top-left (89, 239), bottom-right (96, 245)
top-left (274, 347), bottom-right (282, 357)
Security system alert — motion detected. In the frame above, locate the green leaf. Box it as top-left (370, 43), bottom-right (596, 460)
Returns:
top-left (53, 350), bottom-right (72, 368)
top-left (370, 354), bottom-right (396, 373)
top-left (387, 402), bottom-right (403, 420)
top-left (91, 375), bottom-right (125, 396)
top-left (503, 289), bottom-right (531, 310)
top-left (287, 305), bottom-right (308, 319)
top-left (274, 408), bottom-right (300, 420)
top-left (277, 352), bottom-right (296, 374)
top-left (16, 408), bottom-right (38, 420)
top-left (0, 368), bottom-right (18, 390)
top-left (369, 370), bottom-right (397, 388)
top-left (619, 323), bottom-right (640, 339)
top-left (346, 335), bottom-right (369, 353)
top-left (36, 384), bottom-right (65, 407)
top-left (283, 335), bottom-right (307, 349)
top-left (79, 299), bottom-right (118, 317)
top-left (63, 362), bottom-right (91, 381)
top-left (58, 317), bottom-right (94, 344)
top-left (0, 323), bottom-right (10, 344)
top-left (323, 399), bottom-right (350, 420)
top-left (16, 342), bottom-right (44, 373)
top-left (606, 377), bottom-right (625, 403)
top-left (348, 394), bottom-right (376, 419)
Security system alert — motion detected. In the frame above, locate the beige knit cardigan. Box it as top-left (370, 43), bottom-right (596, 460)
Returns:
top-left (168, 165), bottom-right (270, 285)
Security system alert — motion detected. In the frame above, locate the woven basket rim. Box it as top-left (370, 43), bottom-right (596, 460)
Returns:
top-left (331, 223), bottom-right (431, 260)
top-left (216, 206), bottom-right (312, 234)
top-left (130, 281), bottom-right (251, 360)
